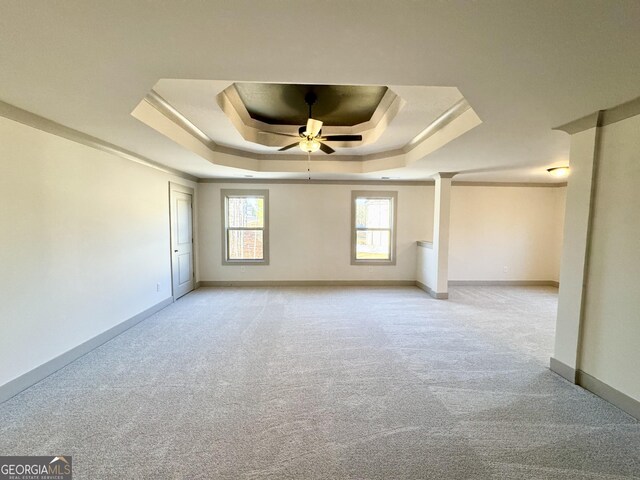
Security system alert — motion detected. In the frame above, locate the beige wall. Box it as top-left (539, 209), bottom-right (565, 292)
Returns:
top-left (579, 114), bottom-right (640, 401)
top-left (199, 182), bottom-right (566, 284)
top-left (0, 113), bottom-right (569, 394)
top-left (198, 183), bottom-right (433, 282)
top-left (0, 116), bottom-right (195, 389)
top-left (449, 186), bottom-right (566, 282)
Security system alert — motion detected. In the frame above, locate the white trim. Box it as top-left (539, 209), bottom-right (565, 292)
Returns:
top-left (416, 240), bottom-right (433, 248)
top-left (554, 95), bottom-right (640, 134)
top-left (405, 99), bottom-right (470, 151)
top-left (451, 181), bottom-right (567, 188)
top-left (549, 357), bottom-right (577, 383)
top-left (199, 178), bottom-right (568, 188)
top-left (550, 358), bottom-right (640, 421)
top-left (169, 182), bottom-right (196, 301)
top-left (351, 190), bottom-right (398, 266)
top-left (0, 100), bottom-right (198, 182)
top-left (221, 189), bottom-right (270, 265)
top-left (199, 280), bottom-right (415, 287)
top-left (200, 178), bottom-right (435, 186)
top-left (449, 280), bottom-right (559, 287)
top-left (415, 280), bottom-right (449, 299)
top-left (0, 297), bottom-right (174, 404)
top-left (146, 90), bottom-right (217, 150)
top-left (576, 370), bottom-right (640, 421)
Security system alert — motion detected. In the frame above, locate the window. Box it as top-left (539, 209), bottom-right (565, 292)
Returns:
top-left (222, 189), bottom-right (269, 264)
top-left (351, 191), bottom-right (397, 265)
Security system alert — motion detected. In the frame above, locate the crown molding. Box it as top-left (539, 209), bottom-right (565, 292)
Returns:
top-left (452, 181), bottom-right (567, 188)
top-left (0, 99), bottom-right (198, 182)
top-left (554, 95), bottom-right (640, 134)
top-left (198, 178), bottom-right (567, 187)
top-left (435, 172), bottom-right (457, 179)
top-left (136, 86), bottom-right (481, 168)
top-left (146, 90), bottom-right (217, 151)
top-left (600, 95), bottom-right (640, 127)
top-left (197, 178), bottom-right (435, 186)
top-left (404, 98), bottom-right (470, 152)
top-left (553, 111), bottom-right (602, 135)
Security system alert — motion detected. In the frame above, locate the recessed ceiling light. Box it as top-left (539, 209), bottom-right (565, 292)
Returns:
top-left (547, 166), bottom-right (569, 178)
top-left (381, 176), bottom-right (390, 180)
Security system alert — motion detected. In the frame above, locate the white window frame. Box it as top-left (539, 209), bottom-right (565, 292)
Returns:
top-left (221, 189), bottom-right (269, 265)
top-left (351, 190), bottom-right (397, 265)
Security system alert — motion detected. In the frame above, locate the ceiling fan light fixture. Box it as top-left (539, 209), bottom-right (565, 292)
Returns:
top-left (299, 138), bottom-right (321, 153)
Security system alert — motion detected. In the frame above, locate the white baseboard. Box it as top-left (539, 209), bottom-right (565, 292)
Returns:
top-left (0, 297), bottom-right (173, 404)
top-left (576, 370), bottom-right (640, 421)
top-left (415, 280), bottom-right (448, 299)
top-left (550, 357), bottom-right (640, 420)
top-left (449, 280), bottom-right (559, 287)
top-left (201, 279), bottom-right (449, 299)
top-left (549, 356), bottom-right (577, 382)
top-left (199, 280), bottom-right (416, 287)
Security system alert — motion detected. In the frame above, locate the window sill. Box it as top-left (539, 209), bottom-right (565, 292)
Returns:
top-left (222, 260), bottom-right (269, 266)
top-left (351, 259), bottom-right (396, 266)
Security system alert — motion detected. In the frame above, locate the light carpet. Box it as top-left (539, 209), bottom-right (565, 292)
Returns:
top-left (0, 286), bottom-right (638, 479)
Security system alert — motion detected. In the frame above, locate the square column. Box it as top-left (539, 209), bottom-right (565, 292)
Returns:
top-left (551, 113), bottom-right (601, 382)
top-left (432, 173), bottom-right (455, 298)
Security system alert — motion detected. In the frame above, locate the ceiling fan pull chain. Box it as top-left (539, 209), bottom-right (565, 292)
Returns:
top-left (307, 151), bottom-right (311, 180)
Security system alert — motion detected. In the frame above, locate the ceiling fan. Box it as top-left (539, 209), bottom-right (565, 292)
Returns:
top-left (265, 92), bottom-right (363, 154)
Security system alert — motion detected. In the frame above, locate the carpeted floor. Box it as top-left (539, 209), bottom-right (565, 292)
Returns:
top-left (1, 286), bottom-right (639, 479)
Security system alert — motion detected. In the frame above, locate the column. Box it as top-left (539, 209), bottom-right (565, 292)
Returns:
top-left (551, 112), bottom-right (601, 382)
top-left (432, 173), bottom-right (455, 299)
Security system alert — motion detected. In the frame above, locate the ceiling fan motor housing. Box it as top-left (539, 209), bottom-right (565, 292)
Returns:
top-left (274, 91), bottom-right (364, 154)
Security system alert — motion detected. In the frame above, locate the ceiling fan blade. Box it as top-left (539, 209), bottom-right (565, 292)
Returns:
top-left (278, 142), bottom-right (300, 151)
top-left (323, 135), bottom-right (363, 142)
top-left (258, 131), bottom-right (300, 138)
top-left (319, 142), bottom-right (335, 154)
top-left (306, 118), bottom-right (323, 137)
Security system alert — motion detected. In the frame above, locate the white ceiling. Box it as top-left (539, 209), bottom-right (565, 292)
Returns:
top-left (0, 1), bottom-right (639, 182)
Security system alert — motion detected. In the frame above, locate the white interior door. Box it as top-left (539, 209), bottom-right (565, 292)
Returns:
top-left (170, 184), bottom-right (194, 299)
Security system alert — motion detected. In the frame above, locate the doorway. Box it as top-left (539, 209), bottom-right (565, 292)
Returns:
top-left (169, 182), bottom-right (194, 300)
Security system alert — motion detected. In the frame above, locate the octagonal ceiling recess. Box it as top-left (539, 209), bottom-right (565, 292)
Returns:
top-left (217, 83), bottom-right (403, 150)
top-left (131, 80), bottom-right (482, 175)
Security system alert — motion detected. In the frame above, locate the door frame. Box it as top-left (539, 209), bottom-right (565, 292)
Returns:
top-left (169, 182), bottom-right (196, 301)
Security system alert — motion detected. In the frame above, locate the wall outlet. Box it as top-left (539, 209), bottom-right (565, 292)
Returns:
top-left (156, 283), bottom-right (161, 292)
top-left (240, 266), bottom-right (246, 272)
top-left (503, 266), bottom-right (509, 273)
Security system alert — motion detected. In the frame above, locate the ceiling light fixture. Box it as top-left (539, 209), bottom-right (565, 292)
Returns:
top-left (299, 138), bottom-right (321, 153)
top-left (547, 166), bottom-right (570, 177)
top-left (273, 92), bottom-right (362, 155)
